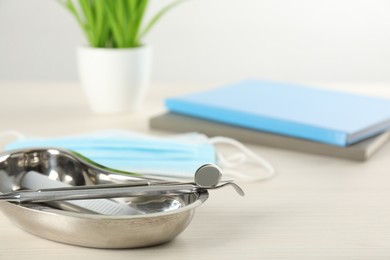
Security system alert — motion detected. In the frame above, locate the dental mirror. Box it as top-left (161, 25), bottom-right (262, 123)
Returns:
top-left (194, 164), bottom-right (222, 187)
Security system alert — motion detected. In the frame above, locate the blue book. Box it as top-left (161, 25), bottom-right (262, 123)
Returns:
top-left (165, 80), bottom-right (390, 146)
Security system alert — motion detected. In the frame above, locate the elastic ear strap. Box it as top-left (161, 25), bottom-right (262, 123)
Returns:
top-left (216, 151), bottom-right (246, 168)
top-left (209, 136), bottom-right (276, 182)
top-left (0, 130), bottom-right (25, 151)
top-left (0, 130), bottom-right (25, 142)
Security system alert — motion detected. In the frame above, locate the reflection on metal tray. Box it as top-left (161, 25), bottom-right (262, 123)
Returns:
top-left (0, 148), bottom-right (209, 249)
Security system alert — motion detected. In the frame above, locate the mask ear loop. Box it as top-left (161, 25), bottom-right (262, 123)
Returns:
top-left (209, 136), bottom-right (276, 182)
top-left (0, 130), bottom-right (25, 149)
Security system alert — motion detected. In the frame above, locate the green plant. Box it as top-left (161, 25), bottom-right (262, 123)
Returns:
top-left (59, 0), bottom-right (182, 48)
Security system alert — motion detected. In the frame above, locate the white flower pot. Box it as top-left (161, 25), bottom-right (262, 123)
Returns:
top-left (77, 46), bottom-right (152, 114)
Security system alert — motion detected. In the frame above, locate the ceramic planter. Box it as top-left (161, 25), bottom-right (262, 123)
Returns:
top-left (77, 45), bottom-right (152, 114)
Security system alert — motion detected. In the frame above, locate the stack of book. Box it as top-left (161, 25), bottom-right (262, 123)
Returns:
top-left (150, 80), bottom-right (390, 161)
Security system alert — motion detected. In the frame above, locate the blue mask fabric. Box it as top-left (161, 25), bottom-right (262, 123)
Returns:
top-left (2, 130), bottom-right (275, 181)
top-left (4, 130), bottom-right (216, 178)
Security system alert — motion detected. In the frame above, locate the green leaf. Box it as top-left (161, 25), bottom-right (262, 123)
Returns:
top-left (130, 0), bottom-right (149, 46)
top-left (94, 0), bottom-right (110, 47)
top-left (126, 0), bottom-right (140, 46)
top-left (103, 0), bottom-right (126, 47)
top-left (58, 0), bottom-right (184, 48)
top-left (58, 0), bottom-right (94, 46)
top-left (78, 0), bottom-right (98, 46)
top-left (138, 0), bottom-right (183, 41)
top-left (116, 0), bottom-right (129, 46)
top-left (79, 0), bottom-right (94, 27)
top-left (60, 0), bottom-right (83, 29)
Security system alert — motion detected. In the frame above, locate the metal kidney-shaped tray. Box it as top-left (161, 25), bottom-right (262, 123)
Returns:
top-left (0, 148), bottom-right (208, 248)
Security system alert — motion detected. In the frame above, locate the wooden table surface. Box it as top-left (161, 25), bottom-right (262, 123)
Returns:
top-left (0, 82), bottom-right (390, 260)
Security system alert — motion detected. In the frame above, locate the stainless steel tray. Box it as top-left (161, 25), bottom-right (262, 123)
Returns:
top-left (0, 148), bottom-right (208, 248)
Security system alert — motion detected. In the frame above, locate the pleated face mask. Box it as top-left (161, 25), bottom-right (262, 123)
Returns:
top-left (1, 130), bottom-right (275, 182)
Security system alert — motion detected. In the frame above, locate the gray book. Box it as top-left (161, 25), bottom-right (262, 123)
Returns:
top-left (150, 112), bottom-right (390, 161)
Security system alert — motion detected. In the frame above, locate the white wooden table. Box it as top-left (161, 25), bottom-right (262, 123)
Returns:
top-left (0, 82), bottom-right (390, 260)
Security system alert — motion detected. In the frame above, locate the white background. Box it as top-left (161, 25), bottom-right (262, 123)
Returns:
top-left (0, 0), bottom-right (390, 86)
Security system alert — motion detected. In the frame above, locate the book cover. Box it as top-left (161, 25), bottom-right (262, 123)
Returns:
top-left (165, 80), bottom-right (390, 146)
top-left (150, 112), bottom-right (390, 161)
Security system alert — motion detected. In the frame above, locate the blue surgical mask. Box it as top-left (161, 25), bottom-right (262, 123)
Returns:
top-left (1, 129), bottom-right (275, 181)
